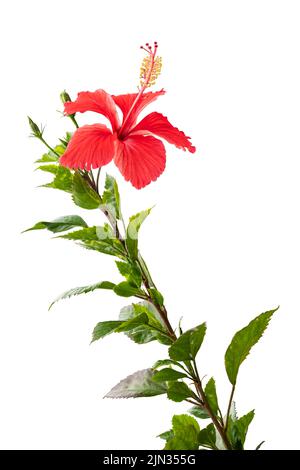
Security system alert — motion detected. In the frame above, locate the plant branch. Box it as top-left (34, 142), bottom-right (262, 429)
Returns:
top-left (192, 360), bottom-right (232, 450)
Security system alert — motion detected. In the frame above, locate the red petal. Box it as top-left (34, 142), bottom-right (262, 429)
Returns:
top-left (114, 135), bottom-right (166, 189)
top-left (64, 90), bottom-right (120, 131)
top-left (113, 89), bottom-right (165, 133)
top-left (131, 112), bottom-right (196, 153)
top-left (60, 124), bottom-right (116, 171)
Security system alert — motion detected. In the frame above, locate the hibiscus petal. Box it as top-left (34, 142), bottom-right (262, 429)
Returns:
top-left (131, 112), bottom-right (196, 153)
top-left (114, 135), bottom-right (166, 189)
top-left (60, 124), bottom-right (116, 171)
top-left (64, 90), bottom-right (120, 131)
top-left (113, 89), bottom-right (165, 133)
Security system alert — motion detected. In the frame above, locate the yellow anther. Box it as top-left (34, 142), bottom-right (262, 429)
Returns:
top-left (139, 55), bottom-right (162, 88)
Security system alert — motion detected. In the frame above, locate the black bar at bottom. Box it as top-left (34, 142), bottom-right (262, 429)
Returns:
top-left (0, 450), bottom-right (297, 466)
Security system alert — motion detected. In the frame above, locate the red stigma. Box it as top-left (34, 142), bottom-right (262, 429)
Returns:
top-left (140, 42), bottom-right (158, 56)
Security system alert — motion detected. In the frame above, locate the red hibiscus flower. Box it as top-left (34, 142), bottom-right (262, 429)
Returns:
top-left (60, 42), bottom-right (196, 189)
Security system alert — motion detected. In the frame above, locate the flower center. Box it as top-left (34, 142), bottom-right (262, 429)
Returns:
top-left (118, 42), bottom-right (162, 139)
top-left (139, 42), bottom-right (162, 88)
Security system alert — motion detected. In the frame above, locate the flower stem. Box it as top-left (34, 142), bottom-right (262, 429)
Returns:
top-left (39, 137), bottom-right (60, 157)
top-left (69, 114), bottom-right (79, 129)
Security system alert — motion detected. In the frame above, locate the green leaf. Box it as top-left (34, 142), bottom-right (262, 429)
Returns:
top-left (131, 303), bottom-right (168, 332)
top-left (102, 174), bottom-right (121, 220)
top-left (152, 368), bottom-right (188, 382)
top-left (225, 307), bottom-right (279, 385)
top-left (228, 410), bottom-right (255, 449)
top-left (158, 430), bottom-right (174, 441)
top-left (59, 226), bottom-right (126, 258)
top-left (164, 415), bottom-right (200, 450)
top-left (72, 171), bottom-right (101, 209)
top-left (80, 240), bottom-right (126, 258)
top-left (53, 144), bottom-right (66, 156)
top-left (167, 381), bottom-right (195, 402)
top-left (41, 165), bottom-right (73, 192)
top-left (58, 226), bottom-right (98, 241)
top-left (49, 281), bottom-right (115, 310)
top-left (35, 151), bottom-right (58, 163)
top-left (113, 282), bottom-right (144, 298)
top-left (37, 164), bottom-right (58, 175)
top-left (115, 312), bottom-right (149, 332)
top-left (169, 323), bottom-right (207, 361)
top-left (198, 423), bottom-right (216, 449)
top-left (23, 215), bottom-right (87, 234)
top-left (152, 359), bottom-right (183, 370)
top-left (119, 302), bottom-right (171, 345)
top-left (204, 378), bottom-right (219, 416)
top-left (126, 208), bottom-right (152, 259)
top-left (92, 321), bottom-right (123, 341)
top-left (104, 369), bottom-right (167, 398)
top-left (149, 288), bottom-right (164, 307)
top-left (228, 400), bottom-right (238, 421)
top-left (115, 261), bottom-right (142, 288)
top-left (188, 406), bottom-right (210, 420)
top-left (92, 313), bottom-right (149, 342)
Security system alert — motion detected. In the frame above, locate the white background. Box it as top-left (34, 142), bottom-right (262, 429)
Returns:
top-left (0, 0), bottom-right (299, 450)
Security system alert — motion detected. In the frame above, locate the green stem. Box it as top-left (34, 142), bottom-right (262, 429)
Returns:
top-left (69, 114), bottom-right (79, 128)
top-left (96, 168), bottom-right (101, 192)
top-left (192, 360), bottom-right (232, 450)
top-left (137, 253), bottom-right (157, 289)
top-left (225, 384), bottom-right (236, 430)
top-left (39, 137), bottom-right (60, 157)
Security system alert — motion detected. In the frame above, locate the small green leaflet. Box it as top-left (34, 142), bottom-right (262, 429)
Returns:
top-left (225, 307), bottom-right (279, 385)
top-left (23, 215), bottom-right (87, 234)
top-left (39, 165), bottom-right (73, 192)
top-left (49, 281), bottom-right (115, 310)
top-left (35, 151), bottom-right (58, 163)
top-left (167, 381), bottom-right (195, 402)
top-left (115, 261), bottom-right (142, 287)
top-left (228, 410), bottom-right (255, 449)
top-left (204, 378), bottom-right (219, 416)
top-left (102, 174), bottom-right (121, 220)
top-left (113, 282), bottom-right (144, 298)
top-left (157, 430), bottom-right (174, 441)
top-left (72, 171), bottom-right (101, 209)
top-left (188, 406), bottom-right (210, 420)
top-left (119, 303), bottom-right (171, 345)
top-left (91, 313), bottom-right (148, 342)
top-left (169, 323), bottom-right (207, 361)
top-left (80, 240), bottom-right (126, 258)
top-left (198, 423), bottom-right (217, 449)
top-left (164, 415), bottom-right (200, 450)
top-left (152, 359), bottom-right (183, 370)
top-left (152, 368), bottom-right (188, 382)
top-left (59, 226), bottom-right (126, 258)
top-left (149, 288), bottom-right (164, 307)
top-left (126, 208), bottom-right (152, 259)
top-left (37, 164), bottom-right (57, 175)
top-left (58, 226), bottom-right (98, 241)
top-left (115, 313), bottom-right (149, 333)
top-left (91, 321), bottom-right (123, 341)
top-left (104, 369), bottom-right (167, 398)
